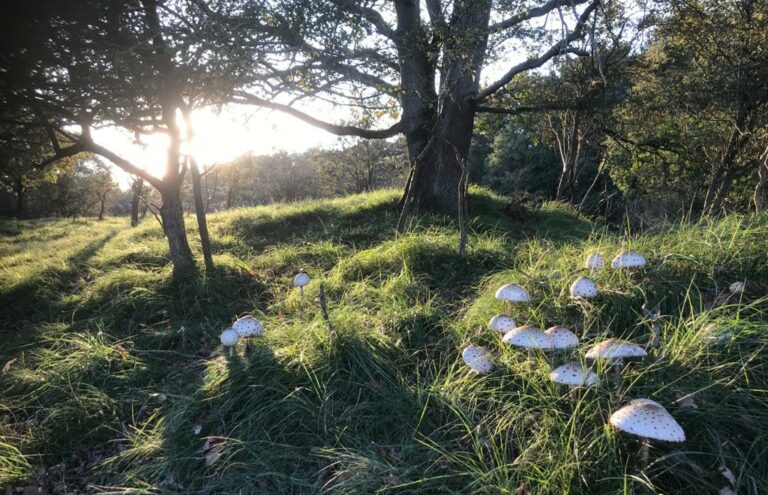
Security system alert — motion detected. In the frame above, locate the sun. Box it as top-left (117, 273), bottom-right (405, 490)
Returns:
top-left (93, 105), bottom-right (341, 188)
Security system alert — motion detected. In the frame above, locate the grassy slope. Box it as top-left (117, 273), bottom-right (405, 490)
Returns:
top-left (0, 188), bottom-right (767, 494)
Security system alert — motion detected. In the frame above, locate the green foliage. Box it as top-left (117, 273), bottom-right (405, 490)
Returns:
top-left (1, 189), bottom-right (767, 493)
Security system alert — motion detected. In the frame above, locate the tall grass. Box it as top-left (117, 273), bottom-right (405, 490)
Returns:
top-left (1, 189), bottom-right (766, 493)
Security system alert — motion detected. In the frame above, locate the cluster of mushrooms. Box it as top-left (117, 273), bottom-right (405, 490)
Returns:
top-left (218, 271), bottom-right (311, 356)
top-left (463, 249), bottom-right (687, 466)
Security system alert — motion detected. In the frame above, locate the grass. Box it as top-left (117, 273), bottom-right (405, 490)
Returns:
top-left (0, 187), bottom-right (767, 494)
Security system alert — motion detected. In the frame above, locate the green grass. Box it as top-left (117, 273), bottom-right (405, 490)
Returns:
top-left (1, 187), bottom-right (767, 493)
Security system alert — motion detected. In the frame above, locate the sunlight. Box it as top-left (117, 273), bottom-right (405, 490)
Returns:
top-left (94, 106), bottom-right (340, 188)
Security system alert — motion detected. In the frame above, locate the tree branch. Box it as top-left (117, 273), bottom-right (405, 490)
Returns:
top-left (478, 0), bottom-right (600, 100)
top-left (233, 91), bottom-right (403, 139)
top-left (488, 0), bottom-right (591, 33)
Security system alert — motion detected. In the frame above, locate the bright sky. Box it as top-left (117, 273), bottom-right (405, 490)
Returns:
top-left (97, 105), bottom-right (341, 189)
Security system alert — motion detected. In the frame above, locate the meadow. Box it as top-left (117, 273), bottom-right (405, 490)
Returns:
top-left (1, 188), bottom-right (767, 494)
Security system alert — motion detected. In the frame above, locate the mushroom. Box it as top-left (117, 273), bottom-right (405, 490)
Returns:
top-left (233, 315), bottom-right (264, 351)
top-left (293, 270), bottom-right (311, 298)
top-left (502, 325), bottom-right (551, 362)
top-left (611, 250), bottom-right (646, 270)
top-left (462, 345), bottom-right (494, 375)
top-left (569, 276), bottom-right (598, 298)
top-left (488, 314), bottom-right (516, 334)
top-left (729, 281), bottom-right (744, 294)
top-left (549, 361), bottom-right (598, 388)
top-left (220, 327), bottom-right (239, 357)
top-left (543, 326), bottom-right (580, 350)
top-left (585, 252), bottom-right (605, 271)
top-left (585, 338), bottom-right (647, 375)
top-left (609, 398), bottom-right (685, 467)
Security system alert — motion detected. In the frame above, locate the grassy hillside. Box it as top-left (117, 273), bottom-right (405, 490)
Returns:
top-left (1, 188), bottom-right (767, 494)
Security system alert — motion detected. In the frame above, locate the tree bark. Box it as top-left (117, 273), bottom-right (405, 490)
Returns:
top-left (159, 184), bottom-right (196, 275)
top-left (131, 177), bottom-right (144, 227)
top-left (395, 0), bottom-right (491, 228)
top-left (98, 191), bottom-right (107, 220)
top-left (13, 177), bottom-right (25, 220)
top-left (190, 158), bottom-right (214, 271)
top-left (753, 145), bottom-right (768, 212)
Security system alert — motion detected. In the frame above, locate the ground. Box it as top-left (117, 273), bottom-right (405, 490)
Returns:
top-left (1, 188), bottom-right (767, 494)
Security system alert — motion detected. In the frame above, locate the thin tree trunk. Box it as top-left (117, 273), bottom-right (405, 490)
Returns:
top-left (131, 177), bottom-right (144, 227)
top-left (98, 192), bottom-right (107, 220)
top-left (753, 145), bottom-right (768, 212)
top-left (190, 157), bottom-right (214, 271)
top-left (13, 177), bottom-right (24, 220)
top-left (159, 184), bottom-right (196, 276)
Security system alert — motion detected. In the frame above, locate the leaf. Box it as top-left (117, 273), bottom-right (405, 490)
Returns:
top-left (719, 465), bottom-right (737, 487)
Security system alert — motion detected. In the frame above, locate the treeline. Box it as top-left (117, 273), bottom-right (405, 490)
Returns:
top-left (0, 138), bottom-right (406, 219)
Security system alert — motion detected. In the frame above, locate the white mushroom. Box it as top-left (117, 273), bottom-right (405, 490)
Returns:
top-left (609, 398), bottom-right (685, 467)
top-left (586, 338), bottom-right (647, 375)
top-left (502, 325), bottom-right (551, 350)
top-left (543, 326), bottom-right (580, 349)
top-left (233, 315), bottom-right (264, 338)
top-left (549, 361), bottom-right (598, 387)
top-left (729, 281), bottom-right (744, 293)
top-left (294, 271), bottom-right (311, 297)
top-left (585, 252), bottom-right (605, 271)
top-left (495, 283), bottom-right (531, 303)
top-left (462, 345), bottom-right (494, 375)
top-left (585, 338), bottom-right (647, 361)
top-left (569, 276), bottom-right (598, 298)
top-left (611, 250), bottom-right (647, 269)
top-left (220, 328), bottom-right (239, 357)
top-left (488, 314), bottom-right (516, 334)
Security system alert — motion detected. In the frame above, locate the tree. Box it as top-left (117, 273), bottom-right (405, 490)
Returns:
top-left (0, 0), bottom-right (258, 275)
top-left (218, 0), bottom-right (604, 226)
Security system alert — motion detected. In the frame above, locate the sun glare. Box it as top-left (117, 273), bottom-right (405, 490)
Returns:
top-left (94, 106), bottom-right (339, 188)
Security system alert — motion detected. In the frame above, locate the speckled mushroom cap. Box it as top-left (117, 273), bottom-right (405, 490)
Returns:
top-left (502, 325), bottom-right (551, 349)
top-left (729, 281), bottom-right (745, 293)
top-left (611, 250), bottom-right (647, 269)
top-left (609, 399), bottom-right (685, 442)
top-left (495, 284), bottom-right (531, 303)
top-left (462, 345), bottom-right (494, 374)
top-left (488, 315), bottom-right (516, 333)
top-left (293, 272), bottom-right (311, 287)
top-left (569, 276), bottom-right (598, 298)
top-left (550, 361), bottom-right (598, 387)
top-left (544, 326), bottom-right (580, 349)
top-left (585, 338), bottom-right (647, 361)
top-left (233, 315), bottom-right (264, 338)
top-left (585, 252), bottom-right (605, 270)
top-left (220, 328), bottom-right (239, 347)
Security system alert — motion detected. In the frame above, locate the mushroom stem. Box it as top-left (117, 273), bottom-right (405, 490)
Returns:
top-left (300, 285), bottom-right (304, 299)
top-left (639, 439), bottom-right (650, 469)
top-left (228, 347), bottom-right (234, 357)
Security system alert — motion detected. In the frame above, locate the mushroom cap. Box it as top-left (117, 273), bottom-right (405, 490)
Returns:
top-left (495, 283), bottom-right (531, 303)
top-left (502, 325), bottom-right (551, 350)
top-left (233, 315), bottom-right (264, 337)
top-left (585, 338), bottom-right (647, 361)
top-left (462, 345), bottom-right (494, 374)
top-left (294, 272), bottom-right (311, 287)
top-left (609, 398), bottom-right (685, 442)
top-left (611, 250), bottom-right (646, 269)
top-left (220, 328), bottom-right (239, 347)
top-left (585, 252), bottom-right (605, 270)
top-left (550, 361), bottom-right (598, 387)
top-left (544, 326), bottom-right (580, 349)
top-left (569, 276), bottom-right (598, 298)
top-left (488, 314), bottom-right (516, 333)
top-left (729, 281), bottom-right (744, 293)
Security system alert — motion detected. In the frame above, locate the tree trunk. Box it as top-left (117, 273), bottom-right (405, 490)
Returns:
top-left (190, 158), bottom-right (214, 271)
top-left (13, 177), bottom-right (24, 220)
top-left (98, 192), bottom-right (107, 220)
top-left (131, 177), bottom-right (144, 227)
top-left (159, 184), bottom-right (196, 275)
top-left (753, 145), bottom-right (768, 212)
top-left (395, 0), bottom-right (491, 228)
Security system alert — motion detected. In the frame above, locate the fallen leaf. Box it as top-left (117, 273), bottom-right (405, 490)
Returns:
top-left (719, 465), bottom-right (737, 487)
top-left (677, 395), bottom-right (698, 409)
top-left (193, 424), bottom-right (202, 435)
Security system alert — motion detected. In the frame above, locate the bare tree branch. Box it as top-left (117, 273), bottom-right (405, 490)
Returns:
top-left (489, 0), bottom-right (591, 33)
top-left (478, 0), bottom-right (600, 100)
